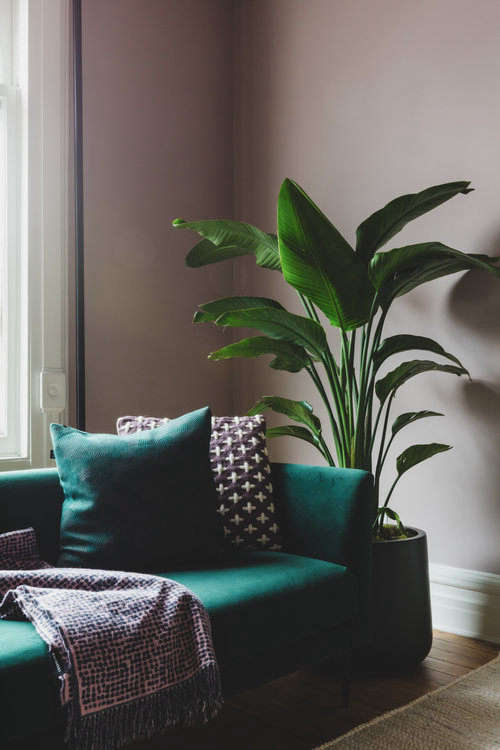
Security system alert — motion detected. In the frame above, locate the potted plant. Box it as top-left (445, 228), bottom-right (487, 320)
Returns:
top-left (173, 179), bottom-right (499, 669)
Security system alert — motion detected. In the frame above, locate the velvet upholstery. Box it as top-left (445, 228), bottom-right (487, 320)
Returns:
top-left (161, 551), bottom-right (357, 665)
top-left (272, 463), bottom-right (375, 640)
top-left (0, 621), bottom-right (64, 743)
top-left (0, 468), bottom-right (64, 564)
top-left (0, 461), bottom-right (373, 745)
top-left (52, 407), bottom-right (222, 570)
top-left (0, 551), bottom-right (357, 743)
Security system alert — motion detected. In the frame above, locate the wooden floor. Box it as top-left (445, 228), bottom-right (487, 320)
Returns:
top-left (139, 631), bottom-right (498, 750)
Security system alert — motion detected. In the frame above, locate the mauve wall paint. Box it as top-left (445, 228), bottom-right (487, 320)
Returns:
top-left (232, 0), bottom-right (500, 573)
top-left (79, 0), bottom-right (499, 574)
top-left (81, 0), bottom-right (235, 431)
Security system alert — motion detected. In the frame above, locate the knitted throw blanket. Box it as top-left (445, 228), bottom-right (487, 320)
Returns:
top-left (0, 529), bottom-right (222, 750)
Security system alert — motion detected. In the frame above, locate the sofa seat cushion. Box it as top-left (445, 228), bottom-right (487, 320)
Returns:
top-left (162, 550), bottom-right (358, 667)
top-left (0, 551), bottom-right (357, 742)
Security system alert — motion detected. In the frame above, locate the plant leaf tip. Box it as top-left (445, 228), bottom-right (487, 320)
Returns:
top-left (172, 218), bottom-right (185, 227)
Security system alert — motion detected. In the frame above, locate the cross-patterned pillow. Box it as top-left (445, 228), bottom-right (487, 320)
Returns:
top-left (211, 415), bottom-right (282, 551)
top-left (116, 414), bottom-right (282, 551)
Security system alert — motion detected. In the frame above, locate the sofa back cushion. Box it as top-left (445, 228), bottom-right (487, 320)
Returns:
top-left (117, 414), bottom-right (282, 551)
top-left (52, 406), bottom-right (222, 571)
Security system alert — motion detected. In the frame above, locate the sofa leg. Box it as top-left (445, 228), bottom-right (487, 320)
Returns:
top-left (340, 648), bottom-right (352, 708)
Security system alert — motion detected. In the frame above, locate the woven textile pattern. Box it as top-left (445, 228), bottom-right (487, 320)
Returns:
top-left (0, 528), bottom-right (51, 570)
top-left (116, 414), bottom-right (282, 551)
top-left (0, 530), bottom-right (221, 750)
top-left (211, 416), bottom-right (282, 550)
top-left (116, 415), bottom-right (169, 434)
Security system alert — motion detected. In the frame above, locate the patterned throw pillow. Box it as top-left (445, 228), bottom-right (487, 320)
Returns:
top-left (116, 414), bottom-right (282, 551)
top-left (211, 415), bottom-right (282, 551)
top-left (116, 415), bottom-right (169, 434)
top-left (0, 527), bottom-right (51, 569)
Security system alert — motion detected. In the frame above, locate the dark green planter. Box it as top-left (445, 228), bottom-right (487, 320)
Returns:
top-left (362, 527), bottom-right (433, 671)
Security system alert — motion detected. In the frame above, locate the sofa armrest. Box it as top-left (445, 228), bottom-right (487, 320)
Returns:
top-left (272, 462), bottom-right (375, 636)
top-left (0, 468), bottom-right (63, 563)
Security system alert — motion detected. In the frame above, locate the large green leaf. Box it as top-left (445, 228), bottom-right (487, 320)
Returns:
top-left (208, 336), bottom-right (310, 372)
top-left (278, 179), bottom-right (373, 330)
top-left (194, 296), bottom-right (284, 323)
top-left (369, 242), bottom-right (500, 295)
top-left (248, 396), bottom-right (322, 434)
top-left (387, 254), bottom-right (500, 301)
top-left (214, 307), bottom-right (327, 358)
top-left (173, 218), bottom-right (281, 270)
top-left (375, 359), bottom-right (468, 404)
top-left (356, 181), bottom-right (472, 262)
top-left (373, 335), bottom-right (467, 372)
top-left (183, 239), bottom-right (251, 267)
top-left (396, 443), bottom-right (452, 478)
top-left (266, 424), bottom-right (321, 449)
top-left (391, 410), bottom-right (443, 436)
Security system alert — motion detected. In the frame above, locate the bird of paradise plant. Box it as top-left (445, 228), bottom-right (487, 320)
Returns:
top-left (173, 180), bottom-right (499, 538)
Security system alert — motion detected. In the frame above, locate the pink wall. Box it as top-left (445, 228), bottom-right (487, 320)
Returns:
top-left (81, 0), bottom-right (235, 431)
top-left (80, 0), bottom-right (499, 574)
top-left (233, 0), bottom-right (500, 574)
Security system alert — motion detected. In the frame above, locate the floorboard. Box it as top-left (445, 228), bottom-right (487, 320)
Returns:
top-left (131, 630), bottom-right (498, 750)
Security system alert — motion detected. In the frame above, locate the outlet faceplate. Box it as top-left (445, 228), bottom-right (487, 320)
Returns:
top-left (40, 370), bottom-right (67, 412)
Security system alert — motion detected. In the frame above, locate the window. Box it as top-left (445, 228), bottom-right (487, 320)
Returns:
top-left (0, 0), bottom-right (27, 459)
top-left (0, 0), bottom-right (69, 468)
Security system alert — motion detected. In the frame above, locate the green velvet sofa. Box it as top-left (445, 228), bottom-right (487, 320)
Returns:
top-left (0, 462), bottom-right (374, 747)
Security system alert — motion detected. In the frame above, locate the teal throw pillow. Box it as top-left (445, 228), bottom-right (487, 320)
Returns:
top-left (51, 406), bottom-right (222, 571)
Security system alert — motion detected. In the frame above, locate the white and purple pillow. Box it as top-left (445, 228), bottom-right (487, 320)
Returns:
top-left (116, 414), bottom-right (282, 551)
top-left (116, 415), bottom-right (169, 434)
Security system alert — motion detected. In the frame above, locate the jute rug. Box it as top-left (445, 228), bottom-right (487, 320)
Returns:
top-left (316, 654), bottom-right (499, 749)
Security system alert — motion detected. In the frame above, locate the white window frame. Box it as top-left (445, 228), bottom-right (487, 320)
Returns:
top-left (0, 0), bottom-right (69, 470)
top-left (0, 0), bottom-right (27, 461)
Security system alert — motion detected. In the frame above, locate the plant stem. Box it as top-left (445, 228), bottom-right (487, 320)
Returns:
top-left (299, 293), bottom-right (350, 465)
top-left (364, 303), bottom-right (390, 453)
top-left (322, 349), bottom-right (351, 465)
top-left (300, 293), bottom-right (321, 326)
top-left (354, 294), bottom-right (379, 467)
top-left (374, 391), bottom-right (396, 493)
top-left (373, 507), bottom-right (385, 535)
top-left (306, 362), bottom-right (344, 465)
top-left (370, 398), bottom-right (386, 454)
top-left (341, 329), bottom-right (355, 439)
top-left (376, 432), bottom-right (395, 486)
top-left (318, 434), bottom-right (336, 466)
top-left (369, 305), bottom-right (389, 369)
top-left (384, 475), bottom-right (400, 508)
top-left (349, 330), bottom-right (359, 403)
top-left (362, 305), bottom-right (388, 457)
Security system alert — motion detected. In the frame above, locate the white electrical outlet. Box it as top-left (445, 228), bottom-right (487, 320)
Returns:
top-left (40, 370), bottom-right (67, 412)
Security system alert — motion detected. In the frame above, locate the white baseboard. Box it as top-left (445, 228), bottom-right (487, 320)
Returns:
top-left (429, 563), bottom-right (500, 645)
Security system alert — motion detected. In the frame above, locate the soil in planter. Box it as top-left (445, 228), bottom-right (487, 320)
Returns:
top-left (374, 524), bottom-right (418, 542)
